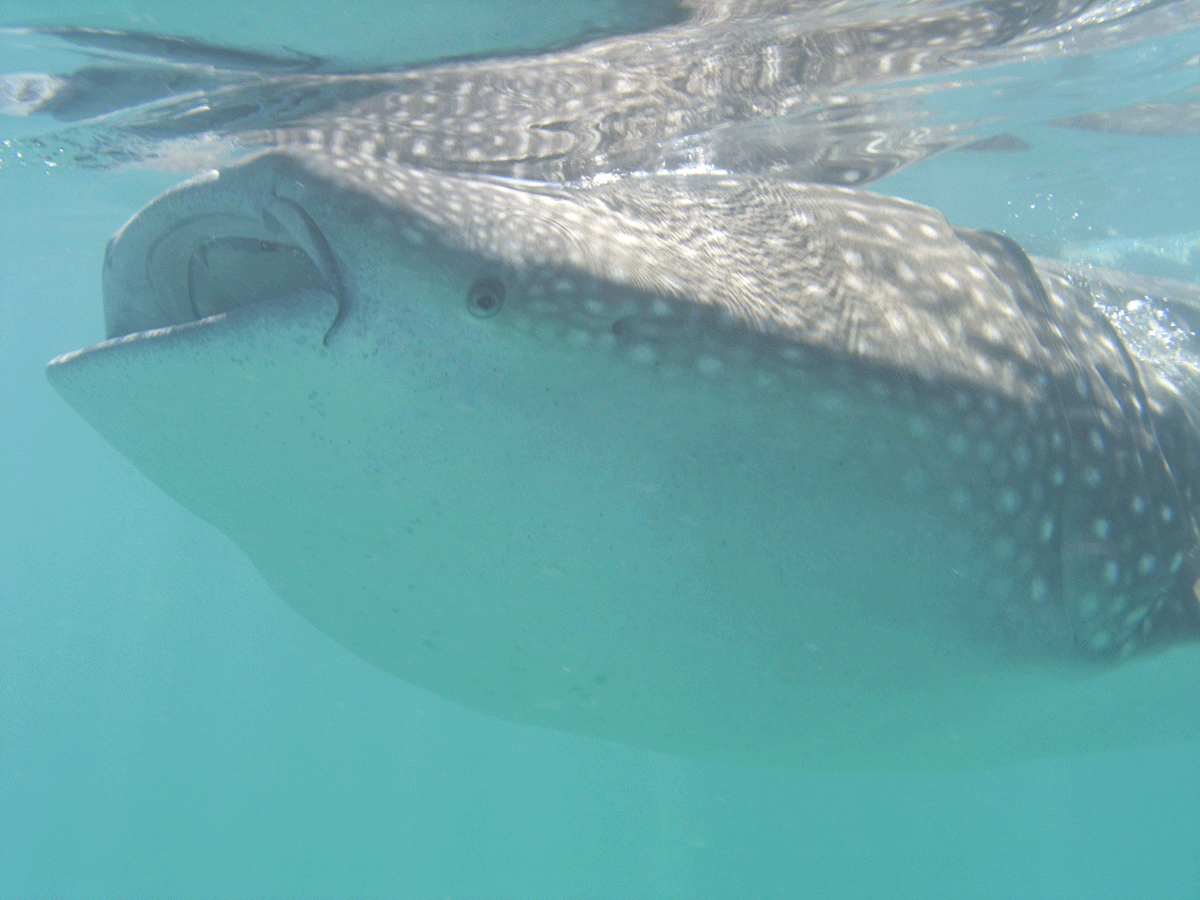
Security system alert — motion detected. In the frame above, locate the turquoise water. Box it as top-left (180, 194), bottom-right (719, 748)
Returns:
top-left (3, 2), bottom-right (1200, 897)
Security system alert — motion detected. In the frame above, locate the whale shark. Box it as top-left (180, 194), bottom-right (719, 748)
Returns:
top-left (45, 144), bottom-right (1200, 769)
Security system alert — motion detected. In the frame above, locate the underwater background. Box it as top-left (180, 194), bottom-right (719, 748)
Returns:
top-left (3, 1), bottom-right (1200, 897)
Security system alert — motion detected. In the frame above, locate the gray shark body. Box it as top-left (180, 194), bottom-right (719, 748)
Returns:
top-left (46, 146), bottom-right (1200, 769)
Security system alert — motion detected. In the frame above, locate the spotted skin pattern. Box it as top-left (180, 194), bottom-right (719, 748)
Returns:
top-left (96, 149), bottom-right (1200, 661)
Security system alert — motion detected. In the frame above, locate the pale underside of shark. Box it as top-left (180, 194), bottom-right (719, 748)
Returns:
top-left (46, 146), bottom-right (1200, 770)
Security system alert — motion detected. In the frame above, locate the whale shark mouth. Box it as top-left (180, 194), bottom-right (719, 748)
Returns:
top-left (100, 166), bottom-right (345, 343)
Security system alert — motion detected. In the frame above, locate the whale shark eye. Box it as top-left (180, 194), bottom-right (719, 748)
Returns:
top-left (466, 277), bottom-right (505, 318)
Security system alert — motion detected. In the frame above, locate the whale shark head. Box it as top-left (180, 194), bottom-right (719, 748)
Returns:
top-left (46, 148), bottom-right (1200, 769)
